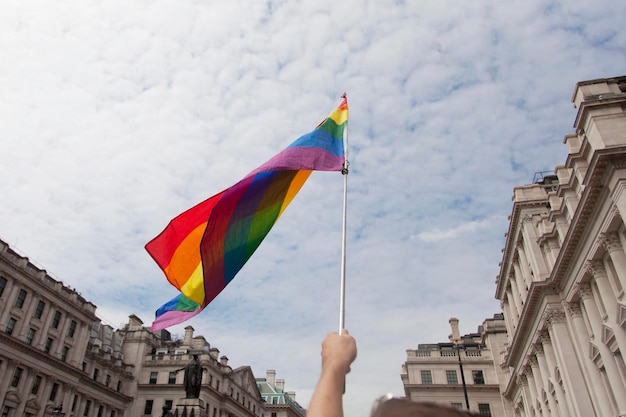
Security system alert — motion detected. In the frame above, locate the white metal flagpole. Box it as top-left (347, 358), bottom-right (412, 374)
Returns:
top-left (339, 92), bottom-right (349, 334)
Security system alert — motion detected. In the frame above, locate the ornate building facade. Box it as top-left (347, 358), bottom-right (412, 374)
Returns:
top-left (403, 76), bottom-right (626, 417)
top-left (495, 75), bottom-right (626, 417)
top-left (0, 239), bottom-right (303, 417)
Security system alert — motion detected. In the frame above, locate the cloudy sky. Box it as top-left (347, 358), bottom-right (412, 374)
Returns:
top-left (1, 0), bottom-right (625, 415)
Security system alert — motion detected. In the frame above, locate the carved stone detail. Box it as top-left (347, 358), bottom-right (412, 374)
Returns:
top-left (575, 282), bottom-right (593, 300)
top-left (585, 260), bottom-right (606, 278)
top-left (599, 232), bottom-right (622, 253)
top-left (565, 301), bottom-right (583, 318)
top-left (544, 306), bottom-right (566, 326)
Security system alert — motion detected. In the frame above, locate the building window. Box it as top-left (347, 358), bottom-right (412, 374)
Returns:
top-left (97, 406), bottom-right (104, 417)
top-left (110, 411), bottom-right (116, 417)
top-left (83, 400), bottom-right (91, 417)
top-left (49, 383), bottom-right (59, 401)
top-left (44, 337), bottom-right (53, 353)
top-left (117, 381), bottom-right (122, 392)
top-left (105, 374), bottom-right (111, 386)
top-left (72, 395), bottom-right (78, 411)
top-left (0, 276), bottom-right (7, 297)
top-left (26, 328), bottom-right (36, 345)
top-left (451, 403), bottom-right (463, 409)
top-left (15, 289), bottom-right (27, 308)
top-left (6, 318), bottom-right (17, 335)
top-left (446, 370), bottom-right (458, 384)
top-left (420, 370), bottom-right (433, 384)
top-left (216, 380), bottom-right (220, 390)
top-left (61, 346), bottom-right (69, 362)
top-left (31, 375), bottom-right (42, 394)
top-left (478, 403), bottom-right (492, 416)
top-left (144, 400), bottom-right (153, 415)
top-left (472, 370), bottom-right (485, 384)
top-left (93, 369), bottom-right (99, 381)
top-left (165, 400), bottom-right (173, 411)
top-left (2, 407), bottom-right (11, 417)
top-left (34, 301), bottom-right (45, 319)
top-left (67, 320), bottom-right (77, 337)
top-left (11, 367), bottom-right (23, 387)
top-left (168, 372), bottom-right (177, 384)
top-left (271, 413), bottom-right (277, 417)
top-left (149, 372), bottom-right (158, 384)
top-left (51, 311), bottom-right (62, 328)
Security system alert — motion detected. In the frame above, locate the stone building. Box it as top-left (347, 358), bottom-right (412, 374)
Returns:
top-left (0, 239), bottom-right (133, 417)
top-left (0, 238), bottom-right (301, 417)
top-left (402, 75), bottom-right (626, 417)
top-left (495, 75), bottom-right (626, 417)
top-left (256, 370), bottom-right (305, 417)
top-left (401, 315), bottom-right (509, 416)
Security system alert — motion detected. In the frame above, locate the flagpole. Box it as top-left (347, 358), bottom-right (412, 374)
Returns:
top-left (339, 92), bottom-right (349, 334)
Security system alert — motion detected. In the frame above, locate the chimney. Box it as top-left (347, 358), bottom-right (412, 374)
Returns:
top-left (209, 347), bottom-right (220, 360)
top-left (276, 379), bottom-right (285, 392)
top-left (183, 326), bottom-right (194, 346)
top-left (449, 317), bottom-right (461, 343)
top-left (128, 314), bottom-right (143, 327)
top-left (220, 355), bottom-right (228, 366)
top-left (287, 392), bottom-right (296, 401)
top-left (266, 370), bottom-right (276, 388)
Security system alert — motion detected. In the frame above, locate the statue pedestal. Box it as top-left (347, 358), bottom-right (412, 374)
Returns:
top-left (173, 398), bottom-right (207, 417)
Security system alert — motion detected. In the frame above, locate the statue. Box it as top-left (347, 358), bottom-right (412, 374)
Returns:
top-left (161, 405), bottom-right (174, 417)
top-left (176, 354), bottom-right (206, 398)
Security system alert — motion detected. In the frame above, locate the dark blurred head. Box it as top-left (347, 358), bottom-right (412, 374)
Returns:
top-left (371, 398), bottom-right (480, 417)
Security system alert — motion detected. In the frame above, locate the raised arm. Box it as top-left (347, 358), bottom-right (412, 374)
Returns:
top-left (307, 330), bottom-right (357, 417)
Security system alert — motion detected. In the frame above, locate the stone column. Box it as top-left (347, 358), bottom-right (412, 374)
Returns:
top-left (503, 295), bottom-right (518, 331)
top-left (577, 284), bottom-right (626, 411)
top-left (533, 344), bottom-right (561, 417)
top-left (36, 303), bottom-right (57, 348)
top-left (517, 244), bottom-right (534, 285)
top-left (565, 301), bottom-right (613, 417)
top-left (19, 293), bottom-right (40, 338)
top-left (0, 360), bottom-right (20, 400)
top-left (0, 279), bottom-right (17, 326)
top-left (528, 356), bottom-right (546, 411)
top-left (524, 363), bottom-right (542, 416)
top-left (509, 279), bottom-right (524, 317)
top-left (521, 216), bottom-right (550, 280)
top-left (609, 179), bottom-right (626, 234)
top-left (516, 373), bottom-right (532, 417)
top-left (539, 333), bottom-right (572, 417)
top-left (600, 232), bottom-right (626, 292)
top-left (586, 261), bottom-right (626, 353)
top-left (544, 305), bottom-right (595, 417)
top-left (513, 260), bottom-right (529, 299)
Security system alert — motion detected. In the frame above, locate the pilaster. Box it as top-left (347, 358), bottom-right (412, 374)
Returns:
top-left (577, 284), bottom-right (626, 412)
top-left (543, 305), bottom-right (595, 417)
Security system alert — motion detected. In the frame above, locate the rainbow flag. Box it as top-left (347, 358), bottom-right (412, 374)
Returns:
top-left (146, 98), bottom-right (348, 331)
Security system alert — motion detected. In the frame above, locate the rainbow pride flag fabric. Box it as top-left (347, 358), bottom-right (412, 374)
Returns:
top-left (146, 98), bottom-right (348, 331)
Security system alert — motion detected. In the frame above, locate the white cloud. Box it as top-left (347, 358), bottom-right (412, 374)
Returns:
top-left (1, 0), bottom-right (625, 415)
top-left (413, 218), bottom-right (500, 242)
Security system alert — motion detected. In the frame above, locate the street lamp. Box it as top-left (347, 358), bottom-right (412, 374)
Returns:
top-left (449, 318), bottom-right (470, 411)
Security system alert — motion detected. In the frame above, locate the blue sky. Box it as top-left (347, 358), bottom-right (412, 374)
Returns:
top-left (1, 0), bottom-right (625, 415)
